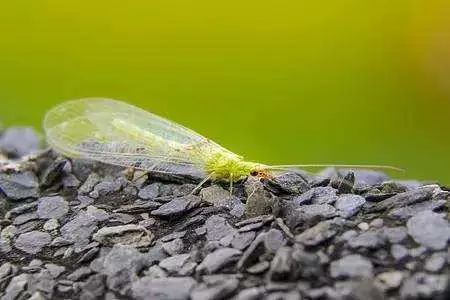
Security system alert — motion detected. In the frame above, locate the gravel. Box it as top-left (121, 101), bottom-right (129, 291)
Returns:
top-left (0, 126), bottom-right (448, 299)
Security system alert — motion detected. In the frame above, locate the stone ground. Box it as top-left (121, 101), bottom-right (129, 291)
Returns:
top-left (0, 126), bottom-right (449, 300)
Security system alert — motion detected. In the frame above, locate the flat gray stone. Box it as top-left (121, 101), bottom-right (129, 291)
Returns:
top-left (205, 215), bottom-right (236, 241)
top-left (400, 272), bottom-right (448, 299)
top-left (15, 231), bottom-right (51, 254)
top-left (151, 195), bottom-right (200, 216)
top-left (334, 194), bottom-right (365, 218)
top-left (330, 254), bottom-right (373, 279)
top-left (197, 248), bottom-right (241, 274)
top-left (90, 244), bottom-right (148, 294)
top-left (132, 277), bottom-right (196, 300)
top-left (0, 171), bottom-right (39, 200)
top-left (407, 210), bottom-right (450, 250)
top-left (37, 196), bottom-right (69, 219)
top-left (295, 219), bottom-right (343, 246)
top-left (93, 224), bottom-right (154, 248)
top-left (0, 127), bottom-right (40, 157)
top-left (348, 231), bottom-right (387, 249)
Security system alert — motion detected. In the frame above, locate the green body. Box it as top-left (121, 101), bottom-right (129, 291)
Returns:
top-left (112, 118), bottom-right (262, 181)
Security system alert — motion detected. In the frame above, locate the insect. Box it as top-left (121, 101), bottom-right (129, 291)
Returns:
top-left (43, 98), bottom-right (402, 193)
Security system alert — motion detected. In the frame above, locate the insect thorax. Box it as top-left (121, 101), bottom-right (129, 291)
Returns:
top-left (203, 151), bottom-right (260, 181)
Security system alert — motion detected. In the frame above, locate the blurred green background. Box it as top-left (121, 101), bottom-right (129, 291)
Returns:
top-left (0, 1), bottom-right (449, 184)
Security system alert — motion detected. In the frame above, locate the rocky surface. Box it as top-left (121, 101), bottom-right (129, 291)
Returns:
top-left (0, 126), bottom-right (449, 299)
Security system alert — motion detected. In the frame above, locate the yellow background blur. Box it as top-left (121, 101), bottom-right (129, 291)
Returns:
top-left (0, 1), bottom-right (449, 184)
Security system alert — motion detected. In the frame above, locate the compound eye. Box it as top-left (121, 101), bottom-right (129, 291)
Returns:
top-left (250, 170), bottom-right (258, 176)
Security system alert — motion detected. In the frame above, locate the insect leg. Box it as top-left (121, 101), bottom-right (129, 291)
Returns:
top-left (190, 174), bottom-right (213, 195)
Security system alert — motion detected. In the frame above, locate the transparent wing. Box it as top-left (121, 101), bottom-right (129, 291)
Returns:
top-left (43, 98), bottom-right (237, 173)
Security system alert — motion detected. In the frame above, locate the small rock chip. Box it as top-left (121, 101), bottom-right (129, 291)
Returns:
top-left (329, 254), bottom-right (373, 279)
top-left (295, 219), bottom-right (343, 246)
top-left (93, 224), bottom-right (154, 248)
top-left (43, 218), bottom-right (59, 231)
top-left (407, 210), bottom-right (450, 250)
top-left (162, 238), bottom-right (184, 256)
top-left (0, 171), bottom-right (39, 200)
top-left (244, 177), bottom-right (276, 217)
top-left (60, 210), bottom-right (99, 246)
top-left (376, 271), bottom-right (405, 291)
top-left (151, 195), bottom-right (200, 217)
top-left (290, 204), bottom-right (336, 226)
top-left (78, 173), bottom-right (101, 194)
top-left (138, 183), bottom-right (161, 199)
top-left (90, 244), bottom-right (148, 294)
top-left (231, 231), bottom-right (256, 250)
top-left (268, 246), bottom-right (293, 281)
top-left (390, 244), bottom-right (409, 261)
top-left (383, 226), bottom-right (407, 243)
top-left (0, 127), bottom-right (40, 157)
top-left (2, 273), bottom-right (29, 300)
top-left (293, 186), bottom-right (338, 206)
top-left (197, 248), bottom-right (242, 274)
top-left (400, 272), bottom-right (448, 299)
top-left (191, 278), bottom-right (239, 300)
top-left (334, 194), bottom-right (365, 218)
top-left (37, 196), bottom-right (69, 219)
top-left (369, 185), bottom-right (435, 212)
top-left (132, 277), bottom-right (196, 300)
top-left (159, 254), bottom-right (191, 274)
top-left (424, 252), bottom-right (446, 272)
top-left (205, 215), bottom-right (236, 241)
top-left (15, 231), bottom-right (51, 254)
top-left (45, 264), bottom-right (66, 278)
top-left (348, 231), bottom-right (387, 249)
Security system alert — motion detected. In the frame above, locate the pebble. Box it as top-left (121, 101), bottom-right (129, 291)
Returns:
top-left (348, 231), bottom-right (387, 249)
top-left (334, 194), bottom-right (366, 218)
top-left (78, 173), bottom-right (101, 195)
top-left (191, 278), bottom-right (239, 300)
top-left (159, 254), bottom-right (191, 274)
top-left (0, 127), bottom-right (40, 157)
top-left (407, 210), bottom-right (450, 250)
top-left (424, 252), bottom-right (446, 272)
top-left (2, 273), bottom-right (29, 300)
top-left (0, 171), bottom-right (39, 200)
top-left (375, 271), bottom-right (405, 291)
top-left (369, 185), bottom-right (435, 212)
top-left (45, 264), bottom-right (66, 278)
top-left (196, 248), bottom-right (242, 274)
top-left (60, 210), bottom-right (99, 246)
top-left (292, 186), bottom-right (338, 206)
top-left (205, 215), bottom-right (236, 241)
top-left (14, 230), bottom-right (51, 254)
top-left (295, 219), bottom-right (342, 246)
top-left (90, 244), bottom-right (148, 294)
top-left (132, 277), bottom-right (197, 300)
top-left (231, 231), bottom-right (256, 250)
top-left (151, 195), bottom-right (201, 216)
top-left (138, 183), bottom-right (161, 199)
top-left (237, 229), bottom-right (284, 270)
top-left (43, 218), bottom-right (59, 231)
top-left (390, 244), bottom-right (409, 261)
top-left (383, 226), bottom-right (407, 243)
top-left (37, 196), bottom-right (69, 219)
top-left (399, 272), bottom-right (448, 299)
top-left (388, 199), bottom-right (446, 220)
top-left (244, 178), bottom-right (276, 217)
top-left (329, 254), bottom-right (373, 278)
top-left (93, 224), bottom-right (154, 248)
top-left (162, 238), bottom-right (184, 256)
top-left (268, 246), bottom-right (293, 281)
